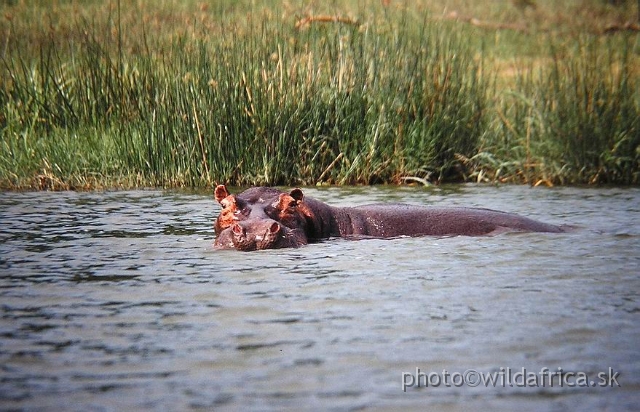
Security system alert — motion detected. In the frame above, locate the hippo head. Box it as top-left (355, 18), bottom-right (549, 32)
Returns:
top-left (214, 185), bottom-right (312, 233)
top-left (213, 185), bottom-right (313, 251)
top-left (214, 219), bottom-right (307, 251)
top-left (213, 185), bottom-right (275, 234)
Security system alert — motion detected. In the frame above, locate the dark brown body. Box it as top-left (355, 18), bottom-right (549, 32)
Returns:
top-left (213, 186), bottom-right (563, 251)
top-left (322, 204), bottom-right (562, 238)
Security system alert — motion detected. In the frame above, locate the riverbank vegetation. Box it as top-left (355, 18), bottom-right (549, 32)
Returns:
top-left (1, 0), bottom-right (638, 189)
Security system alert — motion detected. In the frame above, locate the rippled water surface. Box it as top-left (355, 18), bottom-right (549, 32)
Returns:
top-left (1, 185), bottom-right (639, 411)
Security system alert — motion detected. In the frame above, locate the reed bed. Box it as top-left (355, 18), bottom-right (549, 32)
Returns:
top-left (1, 0), bottom-right (638, 189)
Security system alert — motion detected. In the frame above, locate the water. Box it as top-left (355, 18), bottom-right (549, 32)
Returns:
top-left (1, 185), bottom-right (638, 411)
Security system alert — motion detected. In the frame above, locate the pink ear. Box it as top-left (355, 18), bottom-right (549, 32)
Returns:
top-left (214, 185), bottom-right (230, 203)
top-left (290, 188), bottom-right (304, 203)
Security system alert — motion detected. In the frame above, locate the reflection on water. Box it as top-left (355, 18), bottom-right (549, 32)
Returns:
top-left (1, 186), bottom-right (639, 411)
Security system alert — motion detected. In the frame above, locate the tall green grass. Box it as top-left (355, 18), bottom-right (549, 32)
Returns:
top-left (474, 36), bottom-right (639, 185)
top-left (0, 0), bottom-right (638, 189)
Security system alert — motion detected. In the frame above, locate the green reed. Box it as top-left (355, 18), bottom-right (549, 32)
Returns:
top-left (0, 1), bottom-right (638, 189)
top-left (475, 35), bottom-right (639, 185)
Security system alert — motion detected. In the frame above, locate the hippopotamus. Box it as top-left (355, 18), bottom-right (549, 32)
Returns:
top-left (214, 218), bottom-right (308, 251)
top-left (212, 185), bottom-right (564, 251)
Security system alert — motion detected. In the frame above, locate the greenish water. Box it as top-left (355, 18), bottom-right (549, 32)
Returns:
top-left (1, 185), bottom-right (639, 411)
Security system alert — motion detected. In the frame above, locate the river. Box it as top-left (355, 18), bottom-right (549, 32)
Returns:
top-left (1, 185), bottom-right (638, 411)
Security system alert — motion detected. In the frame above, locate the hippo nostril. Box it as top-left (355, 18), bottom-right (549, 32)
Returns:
top-left (232, 223), bottom-right (244, 235)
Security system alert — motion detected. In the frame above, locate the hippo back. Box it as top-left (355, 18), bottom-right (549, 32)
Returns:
top-left (339, 205), bottom-right (563, 237)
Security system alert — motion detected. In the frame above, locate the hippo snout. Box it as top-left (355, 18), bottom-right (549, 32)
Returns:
top-left (214, 219), bottom-right (308, 251)
top-left (231, 220), bottom-right (279, 251)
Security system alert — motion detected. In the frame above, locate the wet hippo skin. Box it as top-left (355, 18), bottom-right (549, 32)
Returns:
top-left (213, 185), bottom-right (563, 251)
top-left (215, 219), bottom-right (308, 251)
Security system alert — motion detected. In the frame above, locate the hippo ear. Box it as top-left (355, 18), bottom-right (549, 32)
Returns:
top-left (289, 188), bottom-right (304, 204)
top-left (214, 185), bottom-right (230, 203)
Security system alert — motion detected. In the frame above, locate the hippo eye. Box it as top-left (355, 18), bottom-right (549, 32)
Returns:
top-left (264, 204), bottom-right (278, 219)
top-left (236, 206), bottom-right (250, 216)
